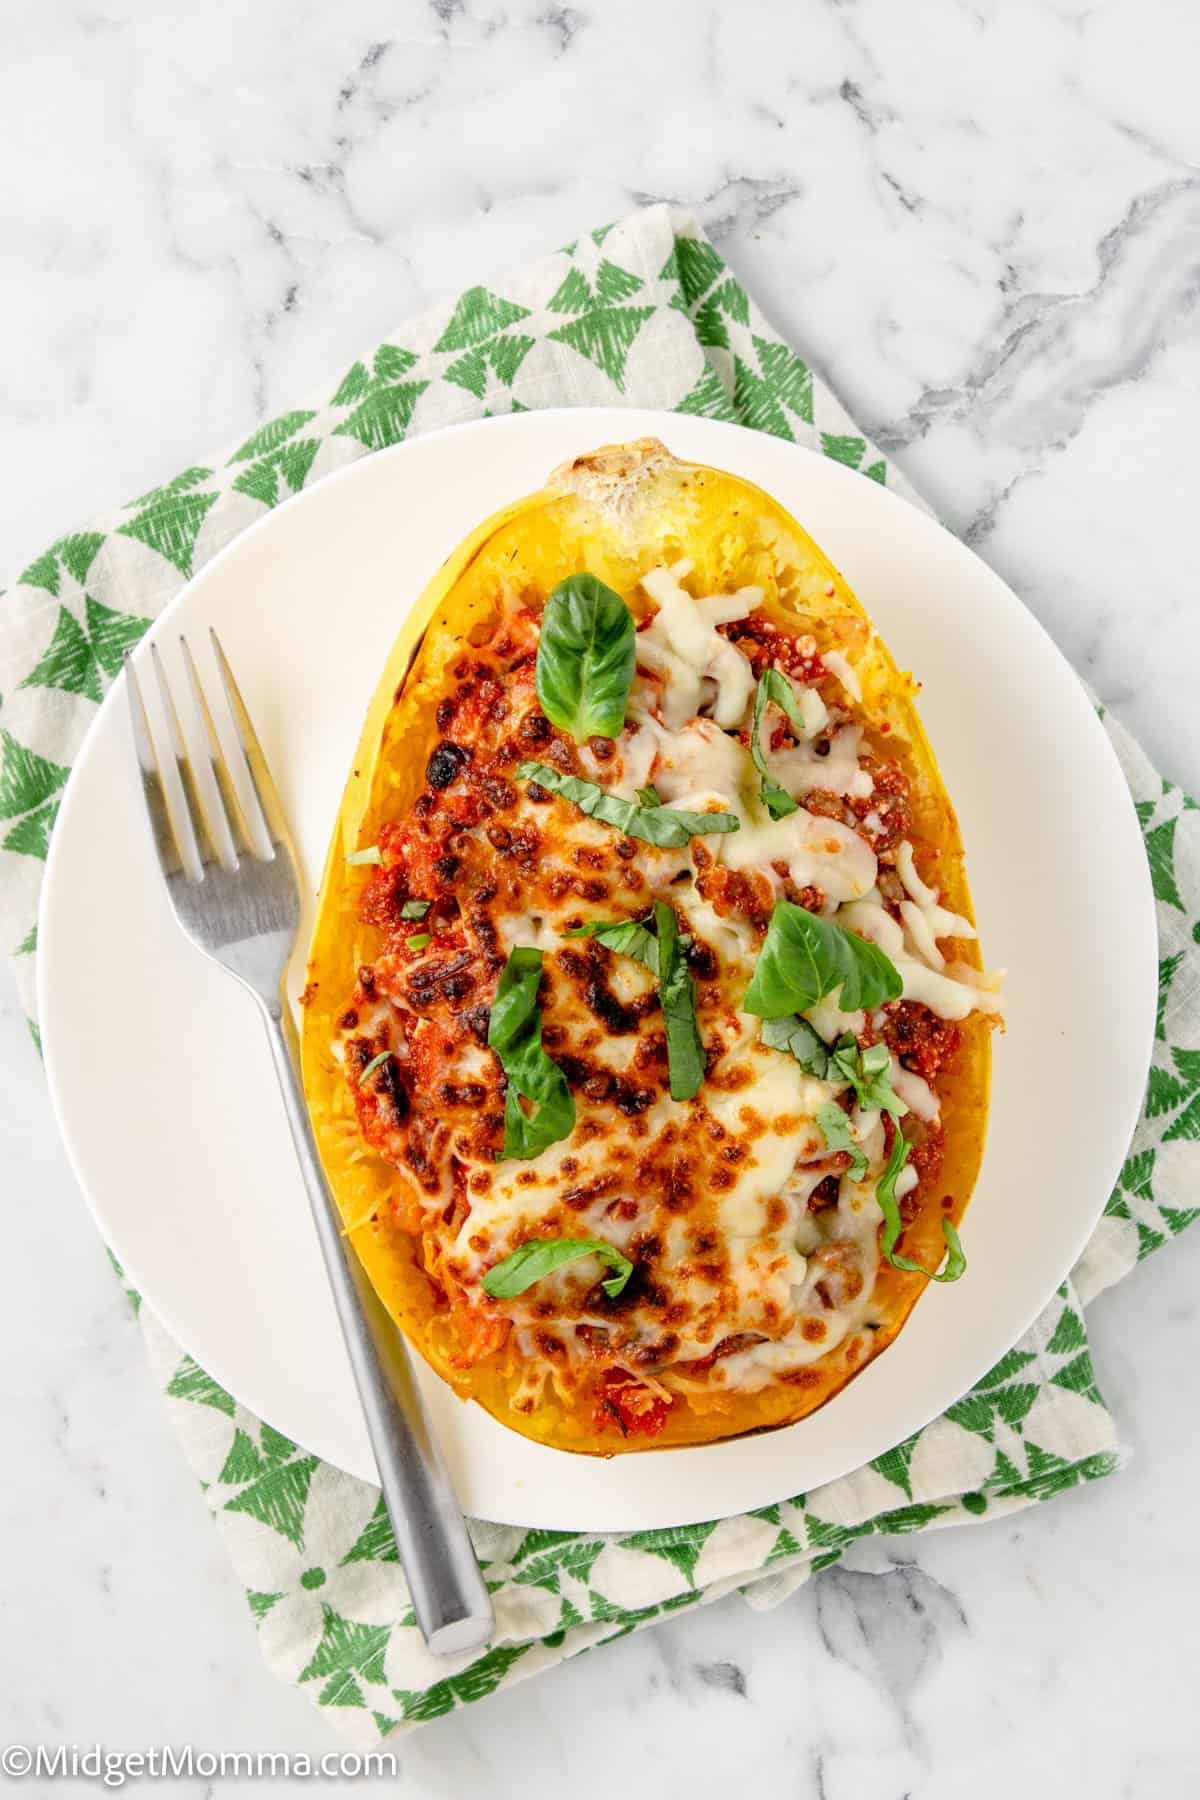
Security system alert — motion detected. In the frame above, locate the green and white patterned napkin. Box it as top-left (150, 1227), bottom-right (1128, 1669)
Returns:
top-left (4, 205), bottom-right (1198, 1742)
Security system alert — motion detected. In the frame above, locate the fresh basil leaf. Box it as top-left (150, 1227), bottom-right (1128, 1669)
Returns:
top-left (517, 761), bottom-right (739, 849)
top-left (760, 1013), bottom-right (831, 1077)
top-left (565, 915), bottom-right (660, 974)
top-left (654, 900), bottom-right (705, 1101)
top-left (743, 902), bottom-right (903, 1018)
top-left (875, 1132), bottom-right (966, 1282)
top-left (358, 1049), bottom-right (392, 1086)
top-left (400, 898), bottom-right (431, 920)
top-left (535, 573), bottom-right (636, 743)
top-left (346, 844), bottom-right (383, 866)
top-left (828, 1035), bottom-right (908, 1120)
top-left (636, 783), bottom-right (662, 807)
top-left (750, 668), bottom-right (810, 821)
top-left (482, 1236), bottom-right (634, 1300)
top-left (487, 947), bottom-right (576, 1161)
top-left (816, 1102), bottom-right (868, 1179)
top-left (406, 932), bottom-right (431, 952)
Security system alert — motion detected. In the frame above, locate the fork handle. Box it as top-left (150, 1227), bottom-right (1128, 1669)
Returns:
top-left (261, 1000), bottom-right (495, 1658)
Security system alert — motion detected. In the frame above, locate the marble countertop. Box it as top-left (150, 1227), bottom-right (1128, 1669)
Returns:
top-left (3, 0), bottom-right (1199, 1793)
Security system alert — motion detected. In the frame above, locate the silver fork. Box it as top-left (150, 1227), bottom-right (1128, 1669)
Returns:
top-left (125, 631), bottom-right (494, 1658)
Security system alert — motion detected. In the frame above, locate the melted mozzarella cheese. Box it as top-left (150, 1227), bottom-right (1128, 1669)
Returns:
top-left (891, 1059), bottom-right (940, 1121)
top-left (639, 562), bottom-right (762, 729)
top-left (612, 719), bottom-right (662, 793)
top-left (677, 887), bottom-right (759, 971)
top-left (897, 954), bottom-right (1004, 1020)
top-left (838, 895), bottom-right (904, 957)
top-left (721, 807), bottom-right (878, 903)
top-left (450, 1112), bottom-right (658, 1284)
top-left (895, 838), bottom-right (976, 972)
top-left (822, 647), bottom-right (863, 703)
top-left (897, 840), bottom-right (937, 909)
top-left (619, 713), bottom-right (879, 909)
top-left (804, 993), bottom-right (866, 1041)
top-left (840, 887), bottom-right (999, 1022)
top-left (451, 1017), bottom-right (862, 1365)
top-left (648, 715), bottom-right (752, 807)
top-left (769, 724), bottom-right (873, 799)
top-left (710, 1171), bottom-right (883, 1390)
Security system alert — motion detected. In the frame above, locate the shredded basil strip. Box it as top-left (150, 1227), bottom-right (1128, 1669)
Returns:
top-left (743, 902), bottom-right (903, 1018)
top-left (564, 908), bottom-right (703, 1100)
top-left (750, 668), bottom-right (810, 821)
top-left (636, 783), bottom-right (662, 807)
top-left (357, 1049), bottom-right (392, 1086)
top-left (517, 761), bottom-right (739, 849)
top-left (829, 1037), bottom-right (908, 1120)
top-left (565, 915), bottom-right (660, 974)
top-left (400, 898), bottom-right (430, 920)
top-left (346, 844), bottom-right (383, 866)
top-left (763, 1022), bottom-right (909, 1128)
top-left (816, 1103), bottom-right (869, 1179)
top-left (760, 1013), bottom-right (832, 1076)
top-left (535, 573), bottom-right (636, 743)
top-left (875, 1132), bottom-right (967, 1283)
top-left (482, 1236), bottom-right (634, 1300)
top-left (487, 947), bottom-right (576, 1161)
top-left (654, 899), bottom-right (705, 1101)
top-left (406, 932), bottom-right (431, 952)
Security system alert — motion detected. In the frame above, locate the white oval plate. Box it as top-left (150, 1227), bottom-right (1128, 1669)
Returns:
top-left (38, 407), bottom-right (1154, 1530)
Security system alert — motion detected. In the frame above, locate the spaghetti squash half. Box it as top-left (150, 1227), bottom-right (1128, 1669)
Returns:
top-left (301, 440), bottom-right (1002, 1454)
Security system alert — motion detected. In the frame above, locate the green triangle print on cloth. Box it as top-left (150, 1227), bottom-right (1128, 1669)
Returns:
top-left (228, 410), bottom-right (317, 463)
top-left (340, 1495), bottom-right (400, 1567)
top-left (5, 204), bottom-right (1200, 1747)
top-left (545, 255), bottom-right (654, 390)
top-left (677, 363), bottom-right (738, 422)
top-left (19, 606), bottom-right (101, 703)
top-left (548, 304), bottom-right (654, 391)
top-left (232, 437), bottom-right (321, 510)
top-left (0, 731), bottom-right (69, 861)
top-left (547, 258), bottom-right (646, 313)
top-left (332, 344), bottom-right (420, 407)
top-left (19, 596), bottom-right (150, 703)
top-left (390, 1644), bottom-right (531, 1727)
top-left (220, 1422), bottom-right (318, 1550)
top-left (334, 383), bottom-right (429, 452)
top-left (117, 484), bottom-right (219, 577)
top-left (18, 531), bottom-right (105, 596)
top-left (165, 1354), bottom-right (236, 1418)
top-left (300, 1604), bottom-right (391, 1709)
top-left (434, 287), bottom-right (532, 353)
top-left (732, 336), bottom-right (815, 442)
top-left (693, 276), bottom-right (750, 349)
top-left (443, 334), bottom-right (535, 400)
top-left (660, 235), bottom-right (725, 310)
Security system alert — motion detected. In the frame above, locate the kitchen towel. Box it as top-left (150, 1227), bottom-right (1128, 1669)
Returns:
top-left (3, 205), bottom-right (1197, 1742)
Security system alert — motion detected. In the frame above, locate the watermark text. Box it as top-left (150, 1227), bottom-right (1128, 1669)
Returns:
top-left (1, 1745), bottom-right (398, 1786)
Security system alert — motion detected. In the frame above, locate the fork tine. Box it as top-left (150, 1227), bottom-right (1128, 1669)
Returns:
top-left (208, 629), bottom-right (291, 858)
top-left (150, 641), bottom-right (228, 873)
top-left (178, 636), bottom-right (247, 869)
top-left (125, 651), bottom-right (198, 882)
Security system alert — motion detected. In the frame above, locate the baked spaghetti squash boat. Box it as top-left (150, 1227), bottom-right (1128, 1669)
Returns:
top-left (301, 439), bottom-right (1002, 1454)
